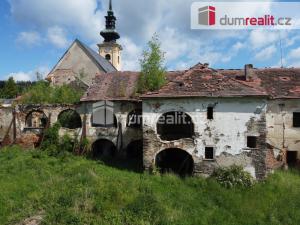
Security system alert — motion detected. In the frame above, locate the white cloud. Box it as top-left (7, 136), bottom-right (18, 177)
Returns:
top-left (5, 66), bottom-right (50, 81)
top-left (232, 42), bottom-right (245, 52)
top-left (120, 37), bottom-right (142, 71)
top-left (47, 26), bottom-right (69, 48)
top-left (255, 45), bottom-right (277, 61)
top-left (289, 47), bottom-right (300, 59)
top-left (249, 30), bottom-right (280, 49)
top-left (16, 31), bottom-right (42, 46)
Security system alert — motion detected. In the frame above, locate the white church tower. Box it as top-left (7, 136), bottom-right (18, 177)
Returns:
top-left (98, 0), bottom-right (122, 71)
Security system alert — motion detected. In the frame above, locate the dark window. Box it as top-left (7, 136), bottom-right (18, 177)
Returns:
top-left (105, 54), bottom-right (111, 61)
top-left (205, 147), bottom-right (214, 160)
top-left (293, 112), bottom-right (300, 127)
top-left (207, 107), bottom-right (214, 120)
top-left (247, 136), bottom-right (257, 148)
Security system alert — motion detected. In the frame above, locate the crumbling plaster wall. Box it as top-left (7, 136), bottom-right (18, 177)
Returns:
top-left (143, 97), bottom-right (268, 179)
top-left (266, 99), bottom-right (300, 159)
top-left (0, 107), bottom-right (13, 144)
top-left (83, 101), bottom-right (143, 155)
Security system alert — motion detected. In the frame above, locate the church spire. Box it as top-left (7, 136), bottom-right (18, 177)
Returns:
top-left (109, 0), bottom-right (112, 11)
top-left (100, 0), bottom-right (120, 43)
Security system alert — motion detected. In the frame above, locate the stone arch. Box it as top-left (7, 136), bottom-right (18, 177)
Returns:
top-left (127, 109), bottom-right (142, 128)
top-left (91, 139), bottom-right (116, 159)
top-left (25, 110), bottom-right (48, 128)
top-left (155, 148), bottom-right (194, 176)
top-left (157, 111), bottom-right (194, 141)
top-left (58, 109), bottom-right (82, 129)
top-left (126, 139), bottom-right (143, 159)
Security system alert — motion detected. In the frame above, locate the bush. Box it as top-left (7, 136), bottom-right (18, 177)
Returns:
top-left (40, 123), bottom-right (61, 151)
top-left (212, 165), bottom-right (254, 188)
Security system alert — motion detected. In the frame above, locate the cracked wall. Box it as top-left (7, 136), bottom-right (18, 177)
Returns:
top-left (266, 99), bottom-right (300, 169)
top-left (143, 97), bottom-right (268, 179)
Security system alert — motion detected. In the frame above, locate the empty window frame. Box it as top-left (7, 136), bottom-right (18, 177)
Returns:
top-left (207, 107), bottom-right (214, 120)
top-left (247, 136), bottom-right (257, 148)
top-left (293, 112), bottom-right (300, 127)
top-left (205, 147), bottom-right (214, 160)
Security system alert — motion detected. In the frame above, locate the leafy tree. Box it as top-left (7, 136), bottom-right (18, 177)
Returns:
top-left (19, 81), bottom-right (83, 104)
top-left (138, 34), bottom-right (166, 93)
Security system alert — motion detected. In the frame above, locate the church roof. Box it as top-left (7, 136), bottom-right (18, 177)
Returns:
top-left (74, 39), bottom-right (117, 73)
top-left (47, 39), bottom-right (116, 78)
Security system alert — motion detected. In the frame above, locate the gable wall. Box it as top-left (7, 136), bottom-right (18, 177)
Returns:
top-left (52, 43), bottom-right (104, 85)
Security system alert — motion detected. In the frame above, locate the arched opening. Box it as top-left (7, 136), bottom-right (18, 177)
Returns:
top-left (58, 109), bottom-right (82, 129)
top-left (91, 139), bottom-right (116, 159)
top-left (127, 109), bottom-right (142, 128)
top-left (126, 139), bottom-right (143, 160)
top-left (157, 111), bottom-right (194, 141)
top-left (25, 111), bottom-right (48, 128)
top-left (155, 148), bottom-right (194, 176)
top-left (105, 54), bottom-right (111, 61)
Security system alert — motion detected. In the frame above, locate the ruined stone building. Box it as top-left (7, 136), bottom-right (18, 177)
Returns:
top-left (1, 0), bottom-right (300, 179)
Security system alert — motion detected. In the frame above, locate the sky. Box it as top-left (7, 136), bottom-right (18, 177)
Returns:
top-left (1, 0), bottom-right (300, 81)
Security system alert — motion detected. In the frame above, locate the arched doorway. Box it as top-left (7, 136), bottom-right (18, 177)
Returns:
top-left (157, 111), bottom-right (194, 141)
top-left (126, 139), bottom-right (143, 159)
top-left (92, 139), bottom-right (116, 159)
top-left (25, 111), bottom-right (48, 128)
top-left (58, 109), bottom-right (82, 129)
top-left (155, 148), bottom-right (194, 176)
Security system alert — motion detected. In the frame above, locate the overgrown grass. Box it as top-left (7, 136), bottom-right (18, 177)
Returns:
top-left (0, 146), bottom-right (300, 225)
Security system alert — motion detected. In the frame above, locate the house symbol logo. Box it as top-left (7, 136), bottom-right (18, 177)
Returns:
top-left (198, 6), bottom-right (216, 26)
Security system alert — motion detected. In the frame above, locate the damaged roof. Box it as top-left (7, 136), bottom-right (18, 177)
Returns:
top-left (80, 71), bottom-right (140, 101)
top-left (218, 67), bottom-right (300, 99)
top-left (142, 64), bottom-right (267, 99)
top-left (81, 63), bottom-right (300, 101)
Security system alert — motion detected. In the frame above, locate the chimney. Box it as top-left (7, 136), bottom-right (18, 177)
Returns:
top-left (244, 64), bottom-right (255, 81)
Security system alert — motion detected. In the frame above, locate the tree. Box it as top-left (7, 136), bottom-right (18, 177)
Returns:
top-left (2, 77), bottom-right (18, 98)
top-left (138, 34), bottom-right (166, 93)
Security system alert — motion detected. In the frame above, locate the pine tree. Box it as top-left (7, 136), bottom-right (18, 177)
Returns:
top-left (3, 77), bottom-right (18, 98)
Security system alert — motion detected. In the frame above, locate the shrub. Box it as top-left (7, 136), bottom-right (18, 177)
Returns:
top-left (40, 123), bottom-right (61, 152)
top-left (60, 134), bottom-right (75, 153)
top-left (212, 165), bottom-right (254, 188)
